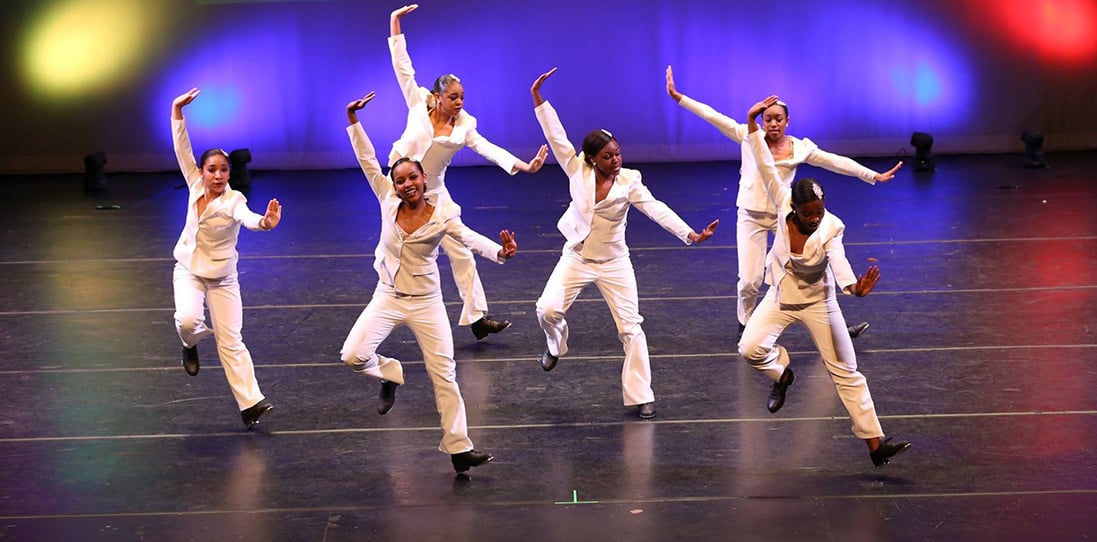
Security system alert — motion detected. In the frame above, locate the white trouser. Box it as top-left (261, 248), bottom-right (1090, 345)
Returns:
top-left (439, 234), bottom-right (488, 326)
top-left (172, 263), bottom-right (265, 411)
top-left (430, 184), bottom-right (488, 326)
top-left (535, 250), bottom-right (653, 406)
top-left (340, 282), bottom-right (474, 454)
top-left (736, 207), bottom-right (778, 326)
top-left (738, 288), bottom-right (884, 439)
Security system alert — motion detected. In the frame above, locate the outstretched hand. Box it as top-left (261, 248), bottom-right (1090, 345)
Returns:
top-left (524, 145), bottom-right (549, 173)
top-left (347, 92), bottom-right (376, 113)
top-left (688, 219), bottom-right (720, 244)
top-left (390, 4), bottom-right (417, 35)
top-left (874, 161), bottom-right (903, 183)
top-left (391, 4), bottom-right (417, 19)
top-left (346, 92), bottom-right (375, 124)
top-left (531, 67), bottom-right (557, 105)
top-left (851, 265), bottom-right (880, 297)
top-left (261, 198), bottom-right (283, 230)
top-left (498, 230), bottom-right (517, 260)
top-left (172, 88), bottom-right (200, 119)
top-left (665, 65), bottom-right (683, 102)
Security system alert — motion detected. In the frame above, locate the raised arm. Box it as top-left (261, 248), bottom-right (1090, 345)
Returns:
top-left (666, 65), bottom-right (747, 143)
top-left (345, 92), bottom-right (392, 199)
top-left (531, 68), bottom-right (582, 177)
top-left (746, 95), bottom-right (789, 208)
top-left (171, 88), bottom-right (202, 187)
top-left (388, 6), bottom-right (424, 110)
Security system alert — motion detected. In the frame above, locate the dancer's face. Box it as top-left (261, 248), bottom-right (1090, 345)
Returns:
top-left (433, 81), bottom-right (464, 117)
top-left (200, 155), bottom-right (230, 194)
top-left (391, 161), bottom-right (426, 204)
top-left (762, 104), bottom-right (788, 141)
top-left (791, 199), bottom-right (825, 233)
top-left (590, 140), bottom-right (622, 178)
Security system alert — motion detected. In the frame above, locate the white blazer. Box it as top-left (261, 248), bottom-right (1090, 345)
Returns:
top-left (677, 94), bottom-right (878, 214)
top-left (171, 118), bottom-right (266, 279)
top-left (348, 122), bottom-right (505, 296)
top-left (747, 130), bottom-right (857, 302)
top-left (534, 101), bottom-right (693, 261)
top-left (387, 33), bottom-right (519, 191)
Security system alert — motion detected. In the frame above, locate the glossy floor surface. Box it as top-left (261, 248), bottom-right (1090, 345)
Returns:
top-left (1, 153), bottom-right (1096, 541)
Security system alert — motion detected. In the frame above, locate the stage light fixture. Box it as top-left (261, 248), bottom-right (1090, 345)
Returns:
top-left (910, 132), bottom-right (935, 172)
top-left (1021, 130), bottom-right (1048, 168)
top-left (83, 151), bottom-right (107, 191)
top-left (229, 148), bottom-right (252, 191)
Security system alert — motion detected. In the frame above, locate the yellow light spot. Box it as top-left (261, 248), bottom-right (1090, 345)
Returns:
top-left (23, 0), bottom-right (158, 96)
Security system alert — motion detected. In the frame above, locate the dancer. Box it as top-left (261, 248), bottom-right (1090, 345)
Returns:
top-left (388, 4), bottom-right (548, 340)
top-left (738, 95), bottom-right (909, 467)
top-left (531, 68), bottom-right (719, 420)
top-left (665, 66), bottom-right (901, 340)
top-left (342, 92), bottom-right (515, 473)
top-left (170, 88), bottom-right (281, 429)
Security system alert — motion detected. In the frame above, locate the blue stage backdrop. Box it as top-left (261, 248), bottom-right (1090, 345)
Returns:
top-left (0, 0), bottom-right (1095, 173)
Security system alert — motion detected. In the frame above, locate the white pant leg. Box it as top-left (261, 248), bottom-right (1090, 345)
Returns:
top-left (736, 208), bottom-right (777, 326)
top-left (536, 250), bottom-right (597, 358)
top-left (592, 256), bottom-right (653, 406)
top-left (339, 283), bottom-right (407, 385)
top-left (172, 263), bottom-right (214, 347)
top-left (403, 291), bottom-right (474, 454)
top-left (802, 295), bottom-right (884, 439)
top-left (738, 288), bottom-right (798, 382)
top-left (203, 272), bottom-right (265, 411)
top-left (439, 234), bottom-right (488, 326)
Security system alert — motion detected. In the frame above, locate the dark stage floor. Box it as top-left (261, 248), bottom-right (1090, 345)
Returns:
top-left (1, 152), bottom-right (1096, 541)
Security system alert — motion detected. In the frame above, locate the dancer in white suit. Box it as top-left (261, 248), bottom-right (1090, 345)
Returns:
top-left (738, 94), bottom-right (909, 468)
top-left (531, 68), bottom-right (720, 420)
top-left (665, 66), bottom-right (901, 340)
top-left (170, 88), bottom-right (282, 429)
top-left (341, 91), bottom-right (516, 473)
top-left (388, 4), bottom-right (548, 340)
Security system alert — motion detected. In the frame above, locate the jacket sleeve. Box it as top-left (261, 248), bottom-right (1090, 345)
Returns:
top-left (804, 140), bottom-right (878, 184)
top-left (534, 101), bottom-right (583, 179)
top-left (172, 117), bottom-right (202, 188)
top-left (627, 174), bottom-right (694, 245)
top-left (465, 120), bottom-right (521, 175)
top-left (678, 95), bottom-right (748, 144)
top-left (747, 130), bottom-right (788, 209)
top-left (388, 33), bottom-right (426, 111)
top-left (824, 223), bottom-right (858, 294)
top-left (347, 122), bottom-right (393, 200)
top-left (445, 217), bottom-right (506, 264)
top-left (230, 192), bottom-right (267, 232)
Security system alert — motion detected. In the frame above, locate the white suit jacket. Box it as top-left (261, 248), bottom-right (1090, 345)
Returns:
top-left (678, 95), bottom-right (878, 214)
top-left (534, 101), bottom-right (693, 261)
top-left (171, 118), bottom-right (266, 279)
top-left (387, 33), bottom-right (519, 191)
top-left (348, 122), bottom-right (505, 296)
top-left (747, 130), bottom-right (857, 301)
